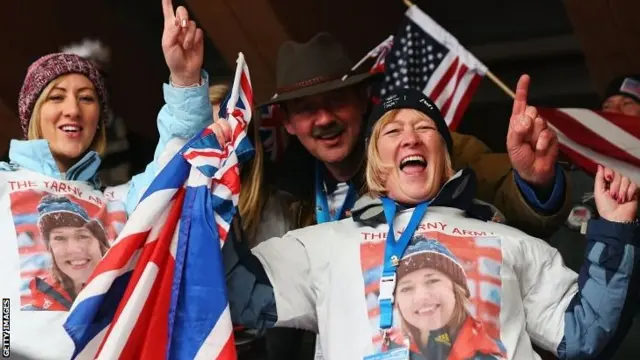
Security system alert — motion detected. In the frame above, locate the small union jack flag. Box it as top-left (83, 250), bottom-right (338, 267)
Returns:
top-left (259, 104), bottom-right (289, 163)
top-left (367, 35), bottom-right (395, 75)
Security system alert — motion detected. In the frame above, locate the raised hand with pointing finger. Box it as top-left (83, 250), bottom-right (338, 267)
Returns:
top-left (506, 74), bottom-right (559, 188)
top-left (162, 0), bottom-right (205, 86)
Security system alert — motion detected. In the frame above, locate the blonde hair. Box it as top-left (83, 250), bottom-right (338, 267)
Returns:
top-left (27, 76), bottom-right (107, 156)
top-left (209, 84), bottom-right (265, 241)
top-left (209, 84), bottom-right (229, 104)
top-left (365, 109), bottom-right (453, 198)
top-left (398, 282), bottom-right (469, 347)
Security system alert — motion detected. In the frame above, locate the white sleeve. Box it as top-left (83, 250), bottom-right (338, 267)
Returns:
top-left (513, 235), bottom-right (578, 353)
top-left (252, 234), bottom-right (318, 332)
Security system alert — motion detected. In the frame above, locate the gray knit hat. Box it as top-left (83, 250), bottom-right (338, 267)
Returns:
top-left (18, 52), bottom-right (109, 138)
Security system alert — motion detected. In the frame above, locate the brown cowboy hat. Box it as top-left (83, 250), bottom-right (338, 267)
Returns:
top-left (261, 32), bottom-right (382, 106)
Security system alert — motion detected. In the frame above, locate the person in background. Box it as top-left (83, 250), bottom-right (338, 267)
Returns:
top-left (0, 0), bottom-right (215, 358)
top-left (193, 83), bottom-right (296, 246)
top-left (602, 74), bottom-right (640, 116)
top-left (548, 73), bottom-right (640, 359)
top-left (165, 82), bottom-right (295, 359)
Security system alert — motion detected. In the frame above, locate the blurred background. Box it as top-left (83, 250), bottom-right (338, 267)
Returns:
top-left (1, 0), bottom-right (638, 183)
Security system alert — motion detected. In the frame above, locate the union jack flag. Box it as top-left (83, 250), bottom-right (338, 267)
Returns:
top-left (63, 53), bottom-right (254, 360)
top-left (259, 104), bottom-right (289, 163)
top-left (347, 35), bottom-right (394, 78)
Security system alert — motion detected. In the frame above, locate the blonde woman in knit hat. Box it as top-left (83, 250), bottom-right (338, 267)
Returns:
top-left (23, 195), bottom-right (110, 311)
top-left (0, 1), bottom-right (218, 359)
top-left (393, 237), bottom-right (504, 360)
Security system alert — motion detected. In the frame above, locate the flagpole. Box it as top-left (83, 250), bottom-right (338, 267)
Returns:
top-left (485, 71), bottom-right (515, 99)
top-left (402, 0), bottom-right (516, 99)
top-left (227, 52), bottom-right (246, 116)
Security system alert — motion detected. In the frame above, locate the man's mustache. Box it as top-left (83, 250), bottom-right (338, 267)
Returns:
top-left (311, 122), bottom-right (345, 138)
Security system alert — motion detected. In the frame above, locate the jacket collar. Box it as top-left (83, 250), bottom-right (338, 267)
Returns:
top-left (8, 139), bottom-right (102, 187)
top-left (318, 159), bottom-right (366, 195)
top-left (351, 168), bottom-right (498, 227)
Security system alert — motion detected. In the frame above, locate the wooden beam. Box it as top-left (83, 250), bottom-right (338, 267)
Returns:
top-left (187, 0), bottom-right (290, 103)
top-left (610, 0), bottom-right (640, 72)
top-left (224, 0), bottom-right (290, 75)
top-left (470, 35), bottom-right (582, 62)
top-left (564, 0), bottom-right (640, 94)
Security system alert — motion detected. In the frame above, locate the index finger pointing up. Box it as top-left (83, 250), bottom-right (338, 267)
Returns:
top-left (162, 0), bottom-right (175, 20)
top-left (512, 74), bottom-right (530, 117)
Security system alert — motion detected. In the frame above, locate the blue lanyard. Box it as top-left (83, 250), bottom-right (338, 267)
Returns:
top-left (378, 197), bottom-right (429, 331)
top-left (315, 162), bottom-right (358, 224)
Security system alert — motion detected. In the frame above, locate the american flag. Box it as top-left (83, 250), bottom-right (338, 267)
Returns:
top-left (63, 53), bottom-right (254, 360)
top-left (376, 5), bottom-right (487, 130)
top-left (259, 104), bottom-right (289, 163)
top-left (539, 108), bottom-right (640, 184)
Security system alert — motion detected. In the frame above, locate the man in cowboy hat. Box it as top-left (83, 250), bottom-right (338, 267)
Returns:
top-left (255, 32), bottom-right (571, 359)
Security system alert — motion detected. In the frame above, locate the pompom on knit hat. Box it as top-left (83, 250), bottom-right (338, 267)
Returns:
top-left (397, 237), bottom-right (470, 297)
top-left (18, 52), bottom-right (109, 139)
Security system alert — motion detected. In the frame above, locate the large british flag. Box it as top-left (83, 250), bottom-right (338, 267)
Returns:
top-left (63, 53), bottom-right (254, 360)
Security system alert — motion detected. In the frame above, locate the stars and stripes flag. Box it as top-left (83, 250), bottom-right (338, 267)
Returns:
top-left (374, 5), bottom-right (487, 130)
top-left (538, 108), bottom-right (640, 184)
top-left (63, 53), bottom-right (255, 360)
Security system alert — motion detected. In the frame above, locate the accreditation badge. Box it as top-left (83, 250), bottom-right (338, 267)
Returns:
top-left (364, 347), bottom-right (409, 360)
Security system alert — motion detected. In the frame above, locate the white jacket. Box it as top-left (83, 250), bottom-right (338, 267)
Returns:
top-left (229, 169), bottom-right (638, 360)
